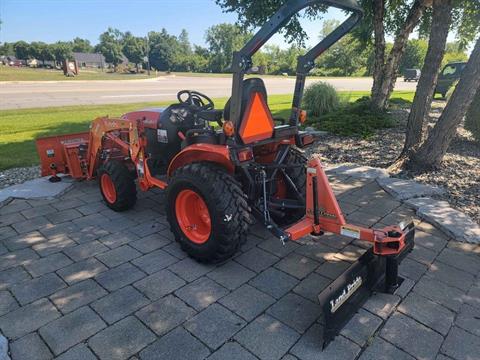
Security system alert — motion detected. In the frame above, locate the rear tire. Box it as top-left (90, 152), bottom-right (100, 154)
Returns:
top-left (98, 161), bottom-right (137, 211)
top-left (166, 163), bottom-right (251, 263)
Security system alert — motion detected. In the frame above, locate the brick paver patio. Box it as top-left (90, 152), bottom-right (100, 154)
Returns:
top-left (0, 172), bottom-right (479, 360)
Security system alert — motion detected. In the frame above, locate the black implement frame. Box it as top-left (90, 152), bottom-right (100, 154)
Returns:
top-left (228, 0), bottom-right (363, 134)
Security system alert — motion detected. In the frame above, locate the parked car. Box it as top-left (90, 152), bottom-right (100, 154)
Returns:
top-left (435, 61), bottom-right (467, 98)
top-left (403, 68), bottom-right (421, 82)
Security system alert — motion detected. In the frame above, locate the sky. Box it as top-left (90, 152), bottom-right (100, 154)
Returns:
top-left (0, 0), bottom-right (347, 49)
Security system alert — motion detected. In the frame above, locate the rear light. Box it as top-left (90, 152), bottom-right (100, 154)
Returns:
top-left (237, 148), bottom-right (253, 162)
top-left (223, 121), bottom-right (235, 137)
top-left (299, 110), bottom-right (307, 124)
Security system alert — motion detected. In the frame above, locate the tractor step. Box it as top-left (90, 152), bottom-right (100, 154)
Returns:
top-left (318, 222), bottom-right (415, 348)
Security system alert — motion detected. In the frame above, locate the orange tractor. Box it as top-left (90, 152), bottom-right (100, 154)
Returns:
top-left (36, 0), bottom-right (414, 347)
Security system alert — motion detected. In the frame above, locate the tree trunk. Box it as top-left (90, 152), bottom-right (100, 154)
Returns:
top-left (400, 0), bottom-right (453, 157)
top-left (371, 0), bottom-right (429, 110)
top-left (409, 37), bottom-right (480, 169)
top-left (371, 0), bottom-right (386, 104)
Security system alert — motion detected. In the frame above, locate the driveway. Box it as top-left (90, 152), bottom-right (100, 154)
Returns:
top-left (0, 76), bottom-right (418, 110)
top-left (0, 171), bottom-right (478, 360)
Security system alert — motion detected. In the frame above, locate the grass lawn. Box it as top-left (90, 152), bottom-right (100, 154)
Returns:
top-left (0, 66), bottom-right (158, 81)
top-left (0, 91), bottom-right (414, 170)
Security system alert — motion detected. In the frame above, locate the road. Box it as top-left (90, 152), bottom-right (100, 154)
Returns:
top-left (0, 75), bottom-right (417, 110)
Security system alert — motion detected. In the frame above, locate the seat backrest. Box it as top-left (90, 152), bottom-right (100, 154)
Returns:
top-left (223, 78), bottom-right (269, 121)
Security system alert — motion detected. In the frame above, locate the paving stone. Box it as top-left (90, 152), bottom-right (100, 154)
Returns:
top-left (0, 267), bottom-right (31, 291)
top-left (92, 286), bottom-right (149, 324)
top-left (313, 233), bottom-right (353, 250)
top-left (168, 257), bottom-right (214, 282)
top-left (0, 199), bottom-right (32, 215)
top-left (3, 231), bottom-right (46, 251)
top-left (397, 292), bottom-right (454, 335)
top-left (235, 248), bottom-right (279, 273)
top-left (185, 303), bottom-right (245, 349)
top-left (414, 230), bottom-right (447, 253)
top-left (455, 304), bottom-right (480, 337)
top-left (219, 284), bottom-right (275, 321)
top-left (128, 220), bottom-right (165, 238)
top-left (267, 293), bottom-right (321, 333)
top-left (63, 240), bottom-right (109, 261)
top-left (0, 243), bottom-right (7, 256)
top-left (275, 253), bottom-right (320, 280)
top-left (436, 247), bottom-right (480, 275)
top-left (235, 314), bottom-right (300, 360)
top-left (68, 225), bottom-right (109, 244)
top-left (359, 337), bottom-right (415, 360)
top-left (39, 222), bottom-right (79, 240)
top-left (207, 261), bottom-right (256, 290)
top-left (394, 277), bottom-right (415, 298)
top-left (139, 327), bottom-right (210, 360)
top-left (162, 242), bottom-right (188, 260)
top-left (76, 202), bottom-right (105, 216)
top-left (32, 236), bottom-right (76, 257)
top-left (340, 308), bottom-right (382, 347)
top-left (258, 238), bottom-right (299, 258)
top-left (10, 272), bottom-right (66, 305)
top-left (315, 260), bottom-right (351, 280)
top-left (89, 316), bottom-right (156, 360)
top-left (0, 226), bottom-right (17, 242)
top-left (73, 213), bottom-right (110, 228)
top-left (55, 343), bottom-right (97, 360)
top-left (57, 258), bottom-right (108, 284)
top-left (0, 248), bottom-right (39, 271)
top-left (174, 276), bottom-right (227, 310)
top-left (441, 326), bottom-right (480, 360)
top-left (95, 262), bottom-right (146, 292)
top-left (294, 241), bottom-right (337, 262)
top-left (50, 279), bottom-right (107, 314)
top-left (335, 245), bottom-right (368, 263)
top-left (0, 298), bottom-right (60, 339)
top-left (9, 332), bottom-right (52, 360)
top-left (249, 267), bottom-right (298, 299)
top-left (135, 294), bottom-right (195, 336)
top-left (447, 240), bottom-right (480, 255)
top-left (380, 312), bottom-right (443, 360)
top-left (21, 204), bottom-right (58, 220)
top-left (464, 284), bottom-right (480, 310)
top-left (207, 342), bottom-right (257, 360)
top-left (39, 306), bottom-right (106, 355)
top-left (240, 234), bottom-right (264, 252)
top-left (95, 245), bottom-right (141, 268)
top-left (408, 244), bottom-right (437, 266)
top-left (52, 198), bottom-right (86, 211)
top-left (0, 213), bottom-right (26, 228)
top-left (47, 209), bottom-right (83, 224)
top-left (377, 177), bottom-right (444, 200)
top-left (130, 233), bottom-right (171, 253)
top-left (329, 165), bottom-right (389, 179)
top-left (292, 272), bottom-right (330, 303)
top-left (98, 232), bottom-right (137, 249)
top-left (131, 249), bottom-right (178, 274)
top-left (362, 292), bottom-right (400, 319)
top-left (0, 291), bottom-right (18, 316)
top-left (399, 257), bottom-right (428, 281)
top-left (293, 325), bottom-right (360, 360)
top-left (413, 276), bottom-right (465, 312)
top-left (134, 269), bottom-right (185, 300)
top-left (426, 260), bottom-right (474, 292)
top-left (346, 210), bottom-right (382, 227)
top-left (24, 252), bottom-right (72, 277)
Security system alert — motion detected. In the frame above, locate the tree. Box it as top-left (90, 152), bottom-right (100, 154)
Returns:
top-left (52, 41), bottom-right (73, 64)
top-left (39, 43), bottom-right (55, 66)
top-left (0, 42), bottom-right (13, 56)
top-left (148, 29), bottom-right (179, 71)
top-left (408, 36), bottom-right (480, 169)
top-left (205, 23), bottom-right (250, 73)
top-left (28, 41), bottom-right (44, 61)
top-left (97, 28), bottom-right (124, 70)
top-left (13, 41), bottom-right (30, 60)
top-left (72, 37), bottom-right (93, 53)
top-left (122, 32), bottom-right (145, 72)
top-left (399, 39), bottom-right (428, 72)
top-left (398, 0), bottom-right (453, 160)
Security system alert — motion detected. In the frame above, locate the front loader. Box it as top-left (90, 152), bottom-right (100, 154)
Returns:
top-left (36, 0), bottom-right (414, 348)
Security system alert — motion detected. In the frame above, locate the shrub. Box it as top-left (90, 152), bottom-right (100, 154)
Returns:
top-left (303, 81), bottom-right (340, 117)
top-left (465, 89), bottom-right (480, 142)
top-left (308, 97), bottom-right (394, 138)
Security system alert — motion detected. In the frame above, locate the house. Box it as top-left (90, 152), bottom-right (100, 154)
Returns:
top-left (72, 52), bottom-right (106, 68)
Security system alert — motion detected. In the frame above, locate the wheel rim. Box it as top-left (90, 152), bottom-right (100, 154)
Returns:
top-left (175, 189), bottom-right (211, 244)
top-left (101, 174), bottom-right (117, 204)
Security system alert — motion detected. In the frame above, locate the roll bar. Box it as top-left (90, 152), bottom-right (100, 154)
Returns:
top-left (228, 0), bottom-right (363, 129)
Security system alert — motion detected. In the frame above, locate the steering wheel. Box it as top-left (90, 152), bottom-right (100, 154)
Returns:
top-left (177, 90), bottom-right (214, 110)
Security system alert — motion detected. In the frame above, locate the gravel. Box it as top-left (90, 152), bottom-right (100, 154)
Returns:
top-left (0, 166), bottom-right (40, 189)
top-left (307, 102), bottom-right (480, 225)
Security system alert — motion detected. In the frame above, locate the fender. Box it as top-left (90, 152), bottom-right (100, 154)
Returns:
top-left (167, 144), bottom-right (234, 177)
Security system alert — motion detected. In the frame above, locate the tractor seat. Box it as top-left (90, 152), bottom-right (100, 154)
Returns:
top-left (223, 77), bottom-right (270, 121)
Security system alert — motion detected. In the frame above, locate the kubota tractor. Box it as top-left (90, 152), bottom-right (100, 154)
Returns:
top-left (36, 0), bottom-right (415, 347)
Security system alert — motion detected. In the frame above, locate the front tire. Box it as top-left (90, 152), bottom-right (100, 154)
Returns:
top-left (166, 163), bottom-right (251, 263)
top-left (98, 161), bottom-right (137, 211)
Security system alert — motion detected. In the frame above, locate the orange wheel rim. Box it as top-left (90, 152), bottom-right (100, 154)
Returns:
top-left (175, 189), bottom-right (211, 244)
top-left (101, 174), bottom-right (116, 204)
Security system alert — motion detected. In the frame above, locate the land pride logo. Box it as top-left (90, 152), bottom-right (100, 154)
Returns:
top-left (329, 276), bottom-right (363, 313)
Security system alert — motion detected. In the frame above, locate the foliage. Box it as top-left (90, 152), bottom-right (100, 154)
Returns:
top-left (0, 42), bottom-right (14, 56)
top-left (13, 41), bottom-right (30, 60)
top-left (122, 32), bottom-right (145, 69)
top-left (71, 37), bottom-right (93, 53)
top-left (148, 29), bottom-right (180, 71)
top-left (302, 82), bottom-right (340, 117)
top-left (97, 28), bottom-right (124, 68)
top-left (399, 39), bottom-right (428, 72)
top-left (52, 41), bottom-right (72, 62)
top-left (465, 89), bottom-right (480, 142)
top-left (308, 97), bottom-right (394, 138)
